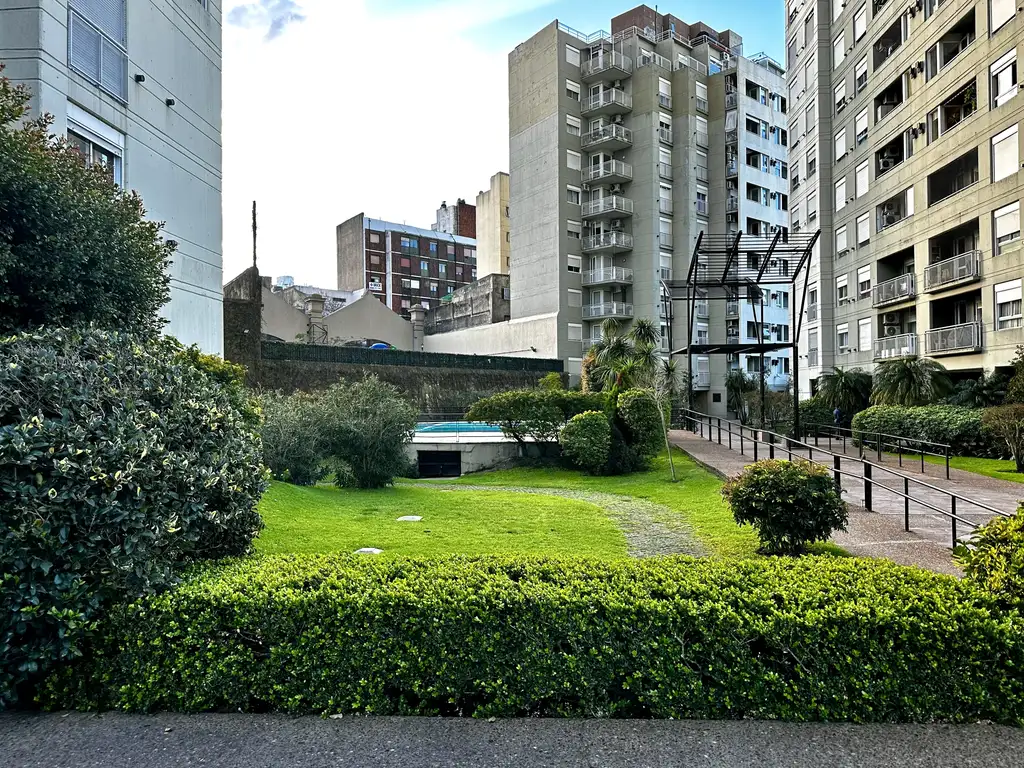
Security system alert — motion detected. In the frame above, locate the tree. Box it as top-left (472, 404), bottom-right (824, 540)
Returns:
top-left (0, 67), bottom-right (171, 336)
top-left (982, 405), bottom-right (1024, 472)
top-left (589, 318), bottom-right (662, 391)
top-left (725, 370), bottom-right (758, 422)
top-left (945, 371), bottom-right (1008, 408)
top-left (871, 357), bottom-right (952, 407)
top-left (1004, 346), bottom-right (1024, 404)
top-left (816, 366), bottom-right (872, 420)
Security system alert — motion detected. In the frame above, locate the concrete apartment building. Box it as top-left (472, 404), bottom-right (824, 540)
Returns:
top-left (787, 0), bottom-right (1023, 398)
top-left (336, 214), bottom-right (478, 319)
top-left (0, 0), bottom-right (224, 353)
top-left (507, 3), bottom-right (792, 397)
top-left (433, 198), bottom-right (477, 237)
top-left (476, 171), bottom-right (511, 277)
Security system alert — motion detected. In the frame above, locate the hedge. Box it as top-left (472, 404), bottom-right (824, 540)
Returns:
top-left (851, 405), bottom-right (1000, 457)
top-left (42, 555), bottom-right (1024, 723)
top-left (559, 411), bottom-right (611, 474)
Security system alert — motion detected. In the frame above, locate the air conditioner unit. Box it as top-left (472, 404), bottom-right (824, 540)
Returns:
top-left (581, 183), bottom-right (590, 191)
top-left (612, 114), bottom-right (624, 124)
top-left (611, 184), bottom-right (623, 194)
top-left (885, 325), bottom-right (900, 337)
top-left (883, 312), bottom-right (900, 325)
top-left (611, 220), bottom-right (623, 230)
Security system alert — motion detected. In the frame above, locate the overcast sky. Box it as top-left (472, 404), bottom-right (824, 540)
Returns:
top-left (221, 0), bottom-right (785, 288)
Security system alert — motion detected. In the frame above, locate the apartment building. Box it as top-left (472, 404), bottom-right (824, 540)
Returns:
top-left (787, 0), bottom-right (1023, 397)
top-left (509, 4), bottom-right (791, 399)
top-left (476, 171), bottom-right (511, 277)
top-left (433, 199), bottom-right (477, 237)
top-left (336, 214), bottom-right (478, 319)
top-left (0, 0), bottom-right (225, 353)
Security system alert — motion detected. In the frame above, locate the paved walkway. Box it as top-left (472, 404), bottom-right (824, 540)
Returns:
top-left (669, 427), bottom-right (1022, 575)
top-left (3, 713), bottom-right (1023, 768)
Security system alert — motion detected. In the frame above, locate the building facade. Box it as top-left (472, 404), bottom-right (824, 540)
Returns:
top-left (1, 0), bottom-right (225, 353)
top-left (433, 199), bottom-right (477, 237)
top-left (508, 4), bottom-right (791, 401)
top-left (476, 171), bottom-right (511, 277)
top-left (336, 214), bottom-right (478, 319)
top-left (787, 0), bottom-right (1023, 397)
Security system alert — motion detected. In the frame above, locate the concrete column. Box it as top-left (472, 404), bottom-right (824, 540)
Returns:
top-left (305, 294), bottom-right (325, 343)
top-left (409, 305), bottom-right (426, 351)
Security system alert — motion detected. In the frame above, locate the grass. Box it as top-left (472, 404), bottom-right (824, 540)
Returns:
top-left (257, 482), bottom-right (628, 559)
top-left (423, 449), bottom-right (762, 559)
top-left (922, 454), bottom-right (1024, 484)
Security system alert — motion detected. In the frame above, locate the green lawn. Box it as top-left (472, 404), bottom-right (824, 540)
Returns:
top-left (923, 454), bottom-right (1024, 484)
top-left (427, 450), bottom-right (761, 559)
top-left (257, 482), bottom-right (628, 558)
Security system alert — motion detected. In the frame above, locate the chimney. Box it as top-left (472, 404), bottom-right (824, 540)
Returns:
top-left (305, 293), bottom-right (325, 343)
top-left (409, 304), bottom-right (426, 351)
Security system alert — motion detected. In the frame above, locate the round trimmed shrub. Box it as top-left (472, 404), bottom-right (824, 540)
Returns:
top-left (956, 506), bottom-right (1024, 609)
top-left (559, 411), bottom-right (611, 474)
top-left (0, 327), bottom-right (267, 706)
top-left (722, 459), bottom-right (848, 554)
top-left (617, 389), bottom-right (665, 457)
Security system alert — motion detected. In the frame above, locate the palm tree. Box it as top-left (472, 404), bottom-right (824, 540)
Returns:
top-left (871, 357), bottom-right (952, 406)
top-left (588, 319), bottom-right (662, 391)
top-left (945, 371), bottom-right (1008, 408)
top-left (817, 366), bottom-right (872, 420)
top-left (725, 370), bottom-right (757, 422)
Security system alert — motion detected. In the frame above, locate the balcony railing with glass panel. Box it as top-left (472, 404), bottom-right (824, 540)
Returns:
top-left (583, 302), bottom-right (634, 319)
top-left (581, 124), bottom-right (633, 151)
top-left (923, 250), bottom-right (981, 293)
top-left (581, 51), bottom-right (632, 81)
top-left (694, 370), bottom-right (711, 388)
top-left (581, 231), bottom-right (633, 253)
top-left (872, 273), bottom-right (916, 306)
top-left (581, 266), bottom-right (634, 286)
top-left (582, 89), bottom-right (632, 115)
top-left (581, 195), bottom-right (634, 219)
top-left (925, 322), bottom-right (982, 355)
top-left (873, 333), bottom-right (917, 360)
top-left (582, 159), bottom-right (633, 184)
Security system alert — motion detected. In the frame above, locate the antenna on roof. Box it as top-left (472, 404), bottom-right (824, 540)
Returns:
top-left (251, 200), bottom-right (257, 269)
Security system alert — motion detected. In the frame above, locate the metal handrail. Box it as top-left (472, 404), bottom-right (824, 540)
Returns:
top-left (801, 422), bottom-right (950, 478)
top-left (678, 408), bottom-right (1012, 547)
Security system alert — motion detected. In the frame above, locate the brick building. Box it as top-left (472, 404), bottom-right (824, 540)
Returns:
top-left (336, 214), bottom-right (478, 318)
top-left (434, 199), bottom-right (477, 238)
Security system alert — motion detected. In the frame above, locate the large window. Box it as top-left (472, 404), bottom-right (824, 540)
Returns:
top-left (834, 127), bottom-right (847, 161)
top-left (991, 125), bottom-right (1019, 182)
top-left (856, 161), bottom-right (869, 197)
top-left (991, 0), bottom-right (1015, 34)
top-left (836, 275), bottom-right (849, 302)
top-left (858, 318), bottom-right (872, 351)
top-left (836, 225), bottom-right (848, 252)
top-left (67, 106), bottom-right (123, 186)
top-left (996, 279), bottom-right (1022, 329)
top-left (835, 178), bottom-right (848, 211)
top-left (568, 288), bottom-right (583, 308)
top-left (858, 265), bottom-right (871, 297)
top-left (68, 0), bottom-right (128, 101)
top-left (833, 31), bottom-right (846, 69)
top-left (991, 50), bottom-right (1017, 108)
top-left (836, 322), bottom-right (850, 351)
top-left (856, 212), bottom-right (870, 244)
top-left (853, 6), bottom-right (867, 40)
top-left (994, 201), bottom-right (1021, 253)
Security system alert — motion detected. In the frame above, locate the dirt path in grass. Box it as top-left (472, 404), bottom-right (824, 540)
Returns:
top-left (413, 484), bottom-right (706, 558)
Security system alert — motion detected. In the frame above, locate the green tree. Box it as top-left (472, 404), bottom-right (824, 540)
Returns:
top-left (1004, 346), bottom-right (1024, 404)
top-left (945, 371), bottom-right (1008, 408)
top-left (589, 318), bottom-right (663, 391)
top-left (816, 366), bottom-right (872, 420)
top-left (0, 66), bottom-right (171, 336)
top-left (871, 357), bottom-right (952, 406)
top-left (725, 370), bottom-right (758, 422)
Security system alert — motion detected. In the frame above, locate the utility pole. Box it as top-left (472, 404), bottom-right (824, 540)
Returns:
top-left (252, 201), bottom-right (258, 269)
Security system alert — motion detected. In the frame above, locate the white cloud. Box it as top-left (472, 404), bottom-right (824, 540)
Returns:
top-left (222, 0), bottom-right (550, 288)
top-left (226, 0), bottom-right (307, 41)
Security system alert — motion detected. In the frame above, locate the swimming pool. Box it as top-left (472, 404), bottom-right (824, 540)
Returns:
top-left (416, 421), bottom-right (503, 434)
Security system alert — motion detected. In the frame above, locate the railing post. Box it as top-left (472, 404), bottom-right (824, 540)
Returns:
top-left (753, 437), bottom-right (758, 462)
top-left (717, 418), bottom-right (722, 445)
top-left (864, 462), bottom-right (873, 511)
top-left (833, 455), bottom-right (841, 492)
top-left (739, 427), bottom-right (744, 456)
top-left (769, 442), bottom-right (775, 460)
top-left (876, 434), bottom-right (882, 462)
top-left (945, 447), bottom-right (950, 480)
top-left (951, 497), bottom-right (957, 547)
top-left (809, 443), bottom-right (813, 461)
top-left (814, 428), bottom-right (819, 448)
top-left (728, 426), bottom-right (732, 450)
top-left (904, 477), bottom-right (910, 532)
top-left (842, 430), bottom-right (847, 453)
top-left (898, 438), bottom-right (903, 468)
top-left (708, 416), bottom-right (713, 443)
top-left (921, 445), bottom-right (925, 473)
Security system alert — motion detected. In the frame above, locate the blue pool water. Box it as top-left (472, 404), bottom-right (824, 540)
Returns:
top-left (416, 421), bottom-right (503, 433)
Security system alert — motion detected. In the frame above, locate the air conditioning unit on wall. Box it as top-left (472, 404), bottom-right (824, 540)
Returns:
top-left (884, 326), bottom-right (900, 337)
top-left (883, 312), bottom-right (900, 325)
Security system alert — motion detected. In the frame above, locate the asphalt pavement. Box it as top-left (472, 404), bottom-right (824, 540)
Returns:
top-left (2, 713), bottom-right (1023, 768)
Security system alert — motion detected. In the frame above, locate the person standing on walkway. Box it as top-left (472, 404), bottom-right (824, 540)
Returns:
top-left (833, 407), bottom-right (843, 430)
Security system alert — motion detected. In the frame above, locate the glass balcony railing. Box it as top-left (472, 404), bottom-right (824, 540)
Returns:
top-left (581, 195), bottom-right (634, 218)
top-left (581, 123), bottom-right (633, 149)
top-left (582, 89), bottom-right (632, 114)
top-left (694, 370), bottom-right (711, 388)
top-left (925, 322), bottom-right (982, 355)
top-left (923, 250), bottom-right (981, 293)
top-left (582, 159), bottom-right (633, 183)
top-left (873, 333), bottom-right (917, 360)
top-left (583, 302), bottom-right (634, 319)
top-left (581, 231), bottom-right (633, 252)
top-left (872, 273), bottom-right (915, 306)
top-left (581, 266), bottom-right (634, 286)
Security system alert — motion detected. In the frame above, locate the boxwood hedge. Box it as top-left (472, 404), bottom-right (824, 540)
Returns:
top-left (851, 405), bottom-right (1000, 457)
top-left (42, 555), bottom-right (1024, 723)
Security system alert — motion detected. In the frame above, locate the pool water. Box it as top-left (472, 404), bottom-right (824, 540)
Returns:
top-left (416, 421), bottom-right (503, 433)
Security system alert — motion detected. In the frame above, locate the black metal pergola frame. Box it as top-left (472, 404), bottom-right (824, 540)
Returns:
top-left (663, 230), bottom-right (820, 437)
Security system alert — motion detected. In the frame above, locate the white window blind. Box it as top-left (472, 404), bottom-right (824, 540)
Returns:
top-left (836, 225), bottom-right (848, 252)
top-left (856, 212), bottom-right (870, 243)
top-left (567, 254), bottom-right (582, 272)
top-left (567, 149), bottom-right (581, 170)
top-left (566, 45), bottom-right (580, 67)
top-left (994, 202), bottom-right (1021, 252)
top-left (568, 289), bottom-right (583, 308)
top-left (991, 0), bottom-right (1015, 33)
top-left (834, 80), bottom-right (847, 112)
top-left (833, 32), bottom-right (845, 69)
top-left (566, 79), bottom-right (580, 100)
top-left (858, 265), bottom-right (871, 295)
top-left (996, 279), bottom-right (1022, 328)
top-left (856, 161), bottom-right (869, 197)
top-left (992, 125), bottom-right (1019, 182)
top-left (835, 178), bottom-right (847, 211)
top-left (834, 127), bottom-right (847, 160)
top-left (568, 323), bottom-right (583, 342)
top-left (566, 115), bottom-right (581, 135)
top-left (858, 318), bottom-right (872, 350)
top-left (696, 81), bottom-right (708, 99)
top-left (855, 57), bottom-right (868, 91)
top-left (854, 7), bottom-right (867, 39)
top-left (659, 77), bottom-right (671, 96)
top-left (855, 109), bottom-right (868, 138)
top-left (990, 50), bottom-right (1017, 108)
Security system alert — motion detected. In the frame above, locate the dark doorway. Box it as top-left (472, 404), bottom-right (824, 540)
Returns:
top-left (418, 450), bottom-right (461, 478)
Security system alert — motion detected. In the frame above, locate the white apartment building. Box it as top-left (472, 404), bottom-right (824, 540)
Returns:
top-left (1, 1), bottom-right (224, 353)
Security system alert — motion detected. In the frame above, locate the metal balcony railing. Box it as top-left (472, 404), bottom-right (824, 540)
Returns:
top-left (581, 123), bottom-right (633, 149)
top-left (658, 126), bottom-right (673, 144)
top-left (581, 51), bottom-right (632, 79)
top-left (726, 300), bottom-right (739, 316)
top-left (581, 266), bottom-right (634, 286)
top-left (874, 333), bottom-right (917, 360)
top-left (925, 322), bottom-right (982, 355)
top-left (583, 302), bottom-right (634, 319)
top-left (694, 370), bottom-right (711, 388)
top-left (582, 159), bottom-right (633, 183)
top-left (872, 273), bottom-right (915, 306)
top-left (582, 89), bottom-right (632, 114)
top-left (581, 195), bottom-right (634, 217)
top-left (581, 231), bottom-right (633, 251)
top-left (923, 250), bottom-right (981, 292)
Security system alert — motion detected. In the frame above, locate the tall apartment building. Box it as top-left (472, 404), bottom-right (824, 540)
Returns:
top-left (0, 0), bottom-right (224, 353)
top-left (509, 4), bottom-right (792, 399)
top-left (476, 171), bottom-right (511, 277)
top-left (433, 199), bottom-right (477, 237)
top-left (336, 214), bottom-right (478, 319)
top-left (787, 0), bottom-right (1023, 398)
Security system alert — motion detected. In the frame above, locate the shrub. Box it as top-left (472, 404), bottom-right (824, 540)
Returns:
top-left (41, 555), bottom-right (1024, 723)
top-left (617, 389), bottom-right (664, 457)
top-left (0, 68), bottom-right (170, 336)
top-left (722, 460), bottom-right (848, 555)
top-left (538, 372), bottom-right (564, 391)
top-left (956, 507), bottom-right (1024, 609)
top-left (799, 397), bottom-right (835, 434)
top-left (0, 328), bottom-right (267, 706)
top-left (260, 390), bottom-right (328, 486)
top-left (981, 405), bottom-right (1024, 471)
top-left (467, 390), bottom-right (604, 448)
top-left (559, 411), bottom-right (611, 474)
top-left (870, 357), bottom-right (952, 406)
top-left (851, 405), bottom-right (999, 457)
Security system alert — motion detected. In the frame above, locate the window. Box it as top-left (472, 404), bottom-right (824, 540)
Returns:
top-left (567, 220), bottom-right (582, 240)
top-left (369, 232), bottom-right (380, 245)
top-left (400, 299), bottom-right (411, 310)
top-left (991, 0), bottom-right (1015, 34)
top-left (447, 244), bottom-right (455, 255)
top-left (834, 127), bottom-right (847, 161)
top-left (858, 318), bottom-right (872, 351)
top-left (837, 322), bottom-right (850, 350)
top-left (856, 212), bottom-right (870, 244)
top-left (807, 190), bottom-right (818, 218)
top-left (836, 225), bottom-right (848, 252)
top-left (994, 201), bottom-right (1021, 253)
top-left (566, 115), bottom-right (581, 136)
top-left (833, 32), bottom-right (845, 69)
top-left (858, 265), bottom-right (871, 297)
top-left (803, 58), bottom-right (815, 93)
top-left (68, 1), bottom-right (128, 102)
top-left (439, 262), bottom-right (446, 274)
top-left (420, 260), bottom-right (429, 272)
top-left (856, 161), bottom-right (869, 197)
top-left (568, 289), bottom-right (583, 308)
top-left (991, 50), bottom-right (1018, 108)
top-left (834, 80), bottom-right (848, 113)
top-left (853, 6), bottom-right (867, 40)
top-left (567, 255), bottom-right (581, 273)
top-left (568, 323), bottom-right (583, 342)
top-left (804, 103), bottom-right (814, 136)
top-left (855, 109), bottom-right (868, 143)
top-left (567, 185), bottom-right (581, 205)
top-left (567, 149), bottom-right (581, 171)
top-left (855, 57), bottom-right (868, 93)
top-left (660, 217), bottom-right (673, 241)
top-left (991, 125), bottom-right (1019, 183)
top-left (566, 79), bottom-right (580, 100)
top-left (807, 145), bottom-right (817, 175)
top-left (429, 242), bottom-right (437, 254)
top-left (399, 236), bottom-right (419, 255)
top-left (66, 106), bottom-right (124, 186)
top-left (566, 45), bottom-right (580, 67)
top-left (996, 279), bottom-right (1023, 329)
top-left (835, 178), bottom-right (848, 211)
top-left (837, 275), bottom-right (849, 302)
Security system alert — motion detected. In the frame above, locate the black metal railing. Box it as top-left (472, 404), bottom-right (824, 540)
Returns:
top-left (801, 422), bottom-right (951, 479)
top-left (679, 409), bottom-right (1011, 548)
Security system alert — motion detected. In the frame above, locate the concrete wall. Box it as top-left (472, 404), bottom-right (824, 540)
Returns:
top-left (261, 287), bottom-right (308, 343)
top-left (406, 441), bottom-right (520, 476)
top-left (425, 274), bottom-right (510, 335)
top-left (336, 213), bottom-right (366, 292)
top-left (0, 0), bottom-right (224, 353)
top-left (322, 294), bottom-right (415, 350)
top-left (476, 172), bottom-right (511, 277)
top-left (423, 312), bottom-right (561, 358)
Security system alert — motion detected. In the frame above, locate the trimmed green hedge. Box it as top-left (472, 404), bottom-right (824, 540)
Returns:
top-left (851, 405), bottom-right (1000, 457)
top-left (43, 555), bottom-right (1024, 723)
top-left (559, 411), bottom-right (611, 474)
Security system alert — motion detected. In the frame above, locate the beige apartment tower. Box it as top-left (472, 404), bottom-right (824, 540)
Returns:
top-left (786, 0), bottom-right (1023, 397)
top-left (476, 172), bottom-right (511, 277)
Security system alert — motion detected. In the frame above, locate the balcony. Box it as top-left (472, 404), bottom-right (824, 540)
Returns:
top-left (658, 93), bottom-right (672, 109)
top-left (873, 17), bottom-right (905, 69)
top-left (726, 159), bottom-right (738, 177)
top-left (923, 250), bottom-right (981, 292)
top-left (726, 91), bottom-right (737, 109)
top-left (582, 159), bottom-right (633, 185)
top-left (695, 131), bottom-right (709, 148)
top-left (695, 299), bottom-right (709, 318)
top-left (581, 51), bottom-right (632, 81)
top-left (581, 231), bottom-right (633, 253)
top-left (581, 266), bottom-right (634, 286)
top-left (694, 370), bottom-right (711, 389)
top-left (658, 126), bottom-right (673, 144)
top-left (877, 188), bottom-right (914, 232)
top-left (927, 80), bottom-right (978, 143)
top-left (925, 322), bottom-right (982, 355)
top-left (873, 273), bottom-right (916, 306)
top-left (659, 198), bottom-right (673, 215)
top-left (927, 148), bottom-right (979, 206)
top-left (726, 197), bottom-right (738, 212)
top-left (874, 75), bottom-right (905, 123)
top-left (807, 303), bottom-right (818, 321)
top-left (873, 332), bottom-right (917, 360)
top-left (581, 195), bottom-right (634, 219)
top-left (582, 89), bottom-right (632, 116)
top-left (726, 300), bottom-right (740, 316)
top-left (658, 162), bottom-right (673, 180)
top-left (925, 10), bottom-right (975, 80)
top-left (876, 131), bottom-right (911, 178)
top-left (727, 331), bottom-right (740, 344)
top-left (581, 123), bottom-right (633, 151)
top-left (583, 302), bottom-right (634, 320)
top-left (726, 129), bottom-right (738, 145)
